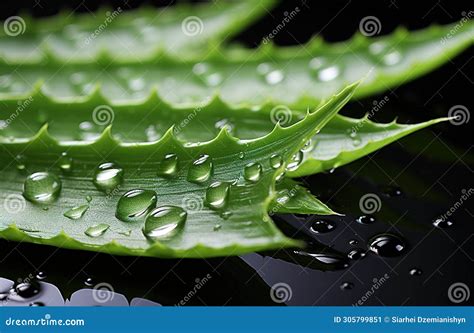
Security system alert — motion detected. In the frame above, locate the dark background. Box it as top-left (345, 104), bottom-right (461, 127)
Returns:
top-left (0, 0), bottom-right (472, 306)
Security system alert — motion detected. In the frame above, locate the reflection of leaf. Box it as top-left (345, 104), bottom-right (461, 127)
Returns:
top-left (0, 84), bottom-right (357, 258)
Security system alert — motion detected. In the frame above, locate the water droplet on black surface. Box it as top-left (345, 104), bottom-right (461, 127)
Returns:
top-left (432, 218), bottom-right (453, 229)
top-left (293, 250), bottom-right (349, 270)
top-left (409, 268), bottom-right (422, 276)
top-left (30, 301), bottom-right (45, 306)
top-left (340, 282), bottom-right (354, 290)
top-left (368, 234), bottom-right (406, 257)
top-left (84, 277), bottom-right (94, 287)
top-left (356, 215), bottom-right (376, 225)
top-left (381, 185), bottom-right (403, 197)
top-left (14, 281), bottom-right (41, 298)
top-left (347, 248), bottom-right (366, 260)
top-left (349, 239), bottom-right (359, 246)
top-left (310, 220), bottom-right (336, 234)
top-left (36, 272), bottom-right (47, 280)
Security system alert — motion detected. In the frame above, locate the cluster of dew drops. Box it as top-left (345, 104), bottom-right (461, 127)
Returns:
top-left (16, 148), bottom-right (302, 241)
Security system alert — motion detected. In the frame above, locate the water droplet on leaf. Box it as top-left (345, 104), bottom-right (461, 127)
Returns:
top-left (64, 205), bottom-right (89, 220)
top-left (206, 182), bottom-right (230, 210)
top-left (85, 224), bottom-right (109, 237)
top-left (23, 172), bottom-right (62, 204)
top-left (187, 154), bottom-right (213, 183)
top-left (93, 162), bottom-right (123, 193)
top-left (116, 189), bottom-right (157, 222)
top-left (143, 205), bottom-right (187, 240)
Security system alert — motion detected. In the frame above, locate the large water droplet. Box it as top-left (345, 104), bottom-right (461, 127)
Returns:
top-left (14, 281), bottom-right (41, 298)
top-left (64, 205), bottom-right (89, 220)
top-left (93, 162), bottom-right (123, 193)
top-left (432, 218), bottom-right (453, 229)
top-left (368, 234), bottom-right (405, 257)
top-left (244, 163), bottom-right (262, 182)
top-left (206, 182), bottom-right (230, 210)
top-left (58, 152), bottom-right (73, 173)
top-left (310, 219), bottom-right (336, 234)
top-left (286, 150), bottom-right (303, 171)
top-left (269, 154), bottom-right (282, 169)
top-left (187, 154), bottom-right (213, 183)
top-left (116, 189), bottom-right (157, 222)
top-left (84, 224), bottom-right (109, 237)
top-left (143, 205), bottom-right (187, 240)
top-left (157, 154), bottom-right (178, 178)
top-left (23, 172), bottom-right (62, 204)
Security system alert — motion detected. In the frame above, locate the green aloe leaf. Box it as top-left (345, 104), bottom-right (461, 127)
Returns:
top-left (273, 178), bottom-right (338, 215)
top-left (286, 115), bottom-right (451, 177)
top-left (0, 85), bottom-right (449, 182)
top-left (0, 0), bottom-right (275, 61)
top-left (0, 22), bottom-right (471, 107)
top-left (0, 83), bottom-right (357, 258)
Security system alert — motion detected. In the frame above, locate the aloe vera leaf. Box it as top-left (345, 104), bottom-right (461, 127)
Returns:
top-left (0, 85), bottom-right (449, 179)
top-left (0, 22), bottom-right (471, 107)
top-left (0, 0), bottom-right (275, 62)
top-left (0, 83), bottom-right (357, 258)
top-left (286, 115), bottom-right (452, 177)
top-left (272, 178), bottom-right (338, 215)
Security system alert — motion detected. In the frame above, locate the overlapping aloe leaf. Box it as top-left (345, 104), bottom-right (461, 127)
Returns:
top-left (286, 115), bottom-right (451, 177)
top-left (0, 0), bottom-right (274, 62)
top-left (0, 85), bottom-right (449, 181)
top-left (0, 83), bottom-right (357, 258)
top-left (0, 22), bottom-right (471, 107)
